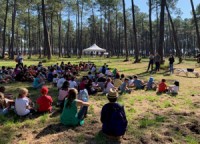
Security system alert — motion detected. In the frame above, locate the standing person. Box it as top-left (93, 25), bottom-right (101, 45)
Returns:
top-left (36, 86), bottom-right (53, 113)
top-left (147, 54), bottom-right (154, 72)
top-left (101, 88), bottom-right (128, 139)
top-left (169, 55), bottom-right (175, 74)
top-left (60, 88), bottom-right (90, 126)
top-left (16, 53), bottom-right (24, 68)
top-left (154, 53), bottom-right (161, 72)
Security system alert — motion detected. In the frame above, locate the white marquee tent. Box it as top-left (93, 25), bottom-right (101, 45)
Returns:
top-left (83, 44), bottom-right (106, 53)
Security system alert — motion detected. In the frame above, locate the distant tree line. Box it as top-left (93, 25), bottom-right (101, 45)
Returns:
top-left (0, 0), bottom-right (200, 63)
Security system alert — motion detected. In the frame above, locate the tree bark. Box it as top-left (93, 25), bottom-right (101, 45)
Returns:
top-left (9, 0), bottom-right (17, 59)
top-left (41, 0), bottom-right (52, 59)
top-left (2, 0), bottom-right (9, 59)
top-left (158, 0), bottom-right (166, 63)
top-left (190, 0), bottom-right (200, 50)
top-left (166, 4), bottom-right (182, 63)
top-left (131, 0), bottom-right (139, 62)
top-left (149, 0), bottom-right (153, 55)
top-left (122, 0), bottom-right (128, 61)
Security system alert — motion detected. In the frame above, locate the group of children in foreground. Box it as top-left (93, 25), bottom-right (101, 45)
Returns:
top-left (0, 62), bottom-right (180, 139)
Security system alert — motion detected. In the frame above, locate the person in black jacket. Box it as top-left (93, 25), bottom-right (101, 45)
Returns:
top-left (169, 55), bottom-right (175, 74)
top-left (101, 88), bottom-right (128, 139)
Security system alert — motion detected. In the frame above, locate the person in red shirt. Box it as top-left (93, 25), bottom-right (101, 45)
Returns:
top-left (37, 86), bottom-right (53, 113)
top-left (158, 79), bottom-right (168, 93)
top-left (79, 77), bottom-right (88, 91)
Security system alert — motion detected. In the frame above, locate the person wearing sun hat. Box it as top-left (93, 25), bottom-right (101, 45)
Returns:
top-left (36, 86), bottom-right (53, 113)
top-left (101, 88), bottom-right (128, 138)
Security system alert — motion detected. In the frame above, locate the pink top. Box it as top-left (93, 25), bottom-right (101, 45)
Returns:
top-left (58, 89), bottom-right (68, 101)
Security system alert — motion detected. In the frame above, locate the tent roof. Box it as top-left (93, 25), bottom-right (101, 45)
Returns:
top-left (83, 44), bottom-right (106, 52)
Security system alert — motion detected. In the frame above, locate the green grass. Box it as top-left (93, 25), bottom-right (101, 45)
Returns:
top-left (139, 116), bottom-right (165, 128)
top-left (185, 136), bottom-right (200, 144)
top-left (0, 57), bottom-right (200, 143)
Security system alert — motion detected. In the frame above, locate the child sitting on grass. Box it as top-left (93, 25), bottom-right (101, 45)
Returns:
top-left (157, 79), bottom-right (168, 93)
top-left (146, 77), bottom-right (157, 90)
top-left (57, 81), bottom-right (69, 108)
top-left (168, 81), bottom-right (179, 94)
top-left (0, 92), bottom-right (14, 115)
top-left (37, 86), bottom-right (53, 113)
top-left (15, 88), bottom-right (35, 116)
top-left (119, 78), bottom-right (132, 94)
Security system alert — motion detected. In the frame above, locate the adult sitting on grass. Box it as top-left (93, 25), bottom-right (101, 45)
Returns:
top-left (37, 86), bottom-right (53, 114)
top-left (133, 75), bottom-right (145, 89)
top-left (60, 88), bottom-right (90, 126)
top-left (101, 88), bottom-right (128, 139)
top-left (15, 88), bottom-right (35, 116)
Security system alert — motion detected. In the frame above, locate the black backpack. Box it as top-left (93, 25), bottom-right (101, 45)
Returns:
top-left (107, 104), bottom-right (128, 136)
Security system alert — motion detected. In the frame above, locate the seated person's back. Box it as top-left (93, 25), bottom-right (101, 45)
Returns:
top-left (101, 88), bottom-right (127, 137)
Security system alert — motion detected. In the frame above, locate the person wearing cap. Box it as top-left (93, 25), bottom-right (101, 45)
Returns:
top-left (37, 86), bottom-right (53, 113)
top-left (101, 88), bottom-right (128, 138)
top-left (146, 77), bottom-right (157, 90)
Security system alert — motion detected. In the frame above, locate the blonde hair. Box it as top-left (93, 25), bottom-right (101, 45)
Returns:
top-left (0, 92), bottom-right (5, 106)
top-left (18, 88), bottom-right (28, 98)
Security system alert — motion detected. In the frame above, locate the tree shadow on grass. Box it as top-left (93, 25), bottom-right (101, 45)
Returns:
top-left (35, 123), bottom-right (76, 139)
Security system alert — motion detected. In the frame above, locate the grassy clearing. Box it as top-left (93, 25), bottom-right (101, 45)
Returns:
top-left (0, 57), bottom-right (200, 143)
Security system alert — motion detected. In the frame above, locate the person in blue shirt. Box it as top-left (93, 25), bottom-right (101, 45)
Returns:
top-left (133, 75), bottom-right (145, 89)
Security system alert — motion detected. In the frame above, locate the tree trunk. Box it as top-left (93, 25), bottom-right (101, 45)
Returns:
top-left (77, 0), bottom-right (80, 57)
top-left (37, 4), bottom-right (41, 58)
top-left (158, 0), bottom-right (166, 63)
top-left (41, 0), bottom-right (51, 59)
top-left (166, 4), bottom-right (182, 63)
top-left (190, 0), bottom-right (200, 50)
top-left (50, 13), bottom-right (54, 55)
top-left (149, 0), bottom-right (153, 55)
top-left (122, 0), bottom-right (128, 61)
top-left (2, 0), bottom-right (9, 59)
top-left (28, 7), bottom-right (31, 58)
top-left (131, 0), bottom-right (139, 63)
top-left (9, 0), bottom-right (17, 59)
top-left (57, 12), bottom-right (62, 57)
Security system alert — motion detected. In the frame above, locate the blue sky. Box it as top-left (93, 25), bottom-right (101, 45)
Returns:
top-left (126, 0), bottom-right (200, 19)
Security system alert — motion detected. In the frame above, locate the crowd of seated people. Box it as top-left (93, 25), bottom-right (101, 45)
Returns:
top-left (0, 61), bottom-right (180, 140)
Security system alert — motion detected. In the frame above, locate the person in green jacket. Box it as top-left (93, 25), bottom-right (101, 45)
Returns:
top-left (60, 88), bottom-right (90, 126)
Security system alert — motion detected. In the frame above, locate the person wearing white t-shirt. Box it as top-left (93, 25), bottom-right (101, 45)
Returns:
top-left (169, 81), bottom-right (179, 94)
top-left (57, 76), bottom-right (66, 89)
top-left (15, 88), bottom-right (34, 116)
top-left (69, 77), bottom-right (78, 89)
top-left (91, 66), bottom-right (96, 73)
top-left (104, 78), bottom-right (116, 93)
